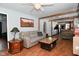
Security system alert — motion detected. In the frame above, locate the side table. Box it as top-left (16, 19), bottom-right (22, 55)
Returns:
top-left (8, 39), bottom-right (23, 54)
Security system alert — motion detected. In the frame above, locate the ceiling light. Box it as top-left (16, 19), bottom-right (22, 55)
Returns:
top-left (33, 3), bottom-right (42, 9)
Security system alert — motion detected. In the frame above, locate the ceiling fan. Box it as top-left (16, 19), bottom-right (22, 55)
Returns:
top-left (22, 3), bottom-right (54, 12)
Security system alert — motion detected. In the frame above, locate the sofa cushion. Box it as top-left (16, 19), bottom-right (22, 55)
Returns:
top-left (30, 37), bottom-right (40, 42)
top-left (38, 36), bottom-right (44, 40)
top-left (19, 32), bottom-right (30, 39)
top-left (29, 31), bottom-right (37, 37)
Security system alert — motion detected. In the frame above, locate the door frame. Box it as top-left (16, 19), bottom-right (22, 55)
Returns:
top-left (0, 13), bottom-right (8, 48)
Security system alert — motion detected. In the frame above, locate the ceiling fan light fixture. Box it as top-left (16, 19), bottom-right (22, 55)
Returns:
top-left (33, 3), bottom-right (42, 9)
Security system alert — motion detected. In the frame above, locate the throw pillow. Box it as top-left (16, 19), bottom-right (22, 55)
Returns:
top-left (37, 32), bottom-right (43, 36)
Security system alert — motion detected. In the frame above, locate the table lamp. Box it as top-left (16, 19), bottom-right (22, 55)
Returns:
top-left (48, 36), bottom-right (52, 41)
top-left (11, 27), bottom-right (19, 41)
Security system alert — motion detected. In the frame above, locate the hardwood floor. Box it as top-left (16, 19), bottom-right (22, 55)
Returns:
top-left (0, 38), bottom-right (73, 56)
top-left (0, 38), bottom-right (7, 51)
top-left (13, 39), bottom-right (73, 56)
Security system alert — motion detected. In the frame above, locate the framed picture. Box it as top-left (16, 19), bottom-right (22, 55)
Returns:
top-left (20, 17), bottom-right (34, 27)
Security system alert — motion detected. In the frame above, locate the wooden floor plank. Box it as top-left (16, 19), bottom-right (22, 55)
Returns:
top-left (0, 37), bottom-right (73, 56)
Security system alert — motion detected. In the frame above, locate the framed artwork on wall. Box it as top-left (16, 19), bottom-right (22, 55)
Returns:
top-left (20, 17), bottom-right (34, 27)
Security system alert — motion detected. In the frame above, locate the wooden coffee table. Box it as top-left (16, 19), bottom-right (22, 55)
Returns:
top-left (39, 38), bottom-right (57, 51)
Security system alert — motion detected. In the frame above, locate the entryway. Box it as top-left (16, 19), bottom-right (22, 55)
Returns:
top-left (0, 13), bottom-right (7, 51)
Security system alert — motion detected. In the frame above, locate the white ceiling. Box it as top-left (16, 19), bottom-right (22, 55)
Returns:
top-left (0, 3), bottom-right (78, 18)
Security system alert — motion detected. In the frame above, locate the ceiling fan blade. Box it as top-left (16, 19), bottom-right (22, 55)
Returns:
top-left (30, 7), bottom-right (40, 12)
top-left (42, 4), bottom-right (54, 7)
top-left (21, 3), bottom-right (33, 6)
top-left (40, 7), bottom-right (44, 11)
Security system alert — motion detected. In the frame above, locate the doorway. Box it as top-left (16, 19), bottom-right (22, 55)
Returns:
top-left (0, 13), bottom-right (7, 51)
top-left (0, 22), bottom-right (2, 37)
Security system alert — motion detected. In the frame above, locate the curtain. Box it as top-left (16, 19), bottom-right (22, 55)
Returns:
top-left (43, 22), bottom-right (46, 33)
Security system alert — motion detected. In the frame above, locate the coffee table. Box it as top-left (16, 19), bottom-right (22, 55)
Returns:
top-left (39, 38), bottom-right (57, 51)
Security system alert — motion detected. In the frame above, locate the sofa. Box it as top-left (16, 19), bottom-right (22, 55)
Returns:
top-left (19, 31), bottom-right (45, 48)
top-left (60, 30), bottom-right (74, 40)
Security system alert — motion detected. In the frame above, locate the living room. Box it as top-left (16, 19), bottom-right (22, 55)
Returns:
top-left (0, 3), bottom-right (78, 56)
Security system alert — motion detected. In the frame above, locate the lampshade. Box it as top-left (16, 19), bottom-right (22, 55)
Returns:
top-left (11, 27), bottom-right (19, 32)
